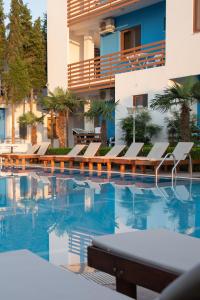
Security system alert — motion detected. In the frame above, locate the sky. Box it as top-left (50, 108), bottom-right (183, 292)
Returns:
top-left (4, 0), bottom-right (46, 20)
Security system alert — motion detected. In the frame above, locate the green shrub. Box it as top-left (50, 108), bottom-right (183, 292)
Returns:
top-left (47, 148), bottom-right (72, 155)
top-left (98, 147), bottom-right (112, 156)
top-left (121, 110), bottom-right (162, 145)
top-left (165, 110), bottom-right (199, 145)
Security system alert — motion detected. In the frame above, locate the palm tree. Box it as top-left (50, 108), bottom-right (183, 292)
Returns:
top-left (165, 110), bottom-right (199, 144)
top-left (150, 78), bottom-right (200, 142)
top-left (40, 87), bottom-right (78, 147)
top-left (85, 99), bottom-right (117, 146)
top-left (19, 112), bottom-right (43, 145)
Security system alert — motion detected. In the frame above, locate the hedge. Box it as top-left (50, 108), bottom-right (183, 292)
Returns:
top-left (46, 146), bottom-right (200, 160)
top-left (47, 148), bottom-right (72, 155)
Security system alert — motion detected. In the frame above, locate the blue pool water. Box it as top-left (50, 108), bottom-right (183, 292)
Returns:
top-left (0, 170), bottom-right (200, 266)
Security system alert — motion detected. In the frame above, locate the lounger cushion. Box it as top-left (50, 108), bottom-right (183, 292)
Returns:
top-left (92, 229), bottom-right (200, 275)
top-left (157, 264), bottom-right (200, 300)
top-left (0, 250), bottom-right (130, 300)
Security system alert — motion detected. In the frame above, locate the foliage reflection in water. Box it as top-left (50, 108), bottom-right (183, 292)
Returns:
top-left (0, 170), bottom-right (199, 266)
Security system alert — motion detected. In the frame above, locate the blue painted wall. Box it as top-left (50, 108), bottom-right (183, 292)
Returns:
top-left (100, 1), bottom-right (166, 56)
top-left (99, 111), bottom-right (115, 142)
top-left (107, 111), bottom-right (115, 140)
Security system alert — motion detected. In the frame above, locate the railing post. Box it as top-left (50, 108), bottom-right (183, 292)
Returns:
top-left (89, 60), bottom-right (91, 89)
top-left (68, 64), bottom-right (71, 89)
top-left (109, 56), bottom-right (113, 85)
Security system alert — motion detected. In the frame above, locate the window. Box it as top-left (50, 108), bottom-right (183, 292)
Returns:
top-left (133, 94), bottom-right (148, 108)
top-left (19, 124), bottom-right (28, 140)
top-left (194, 0), bottom-right (200, 32)
top-left (121, 25), bottom-right (141, 51)
top-left (47, 117), bottom-right (58, 139)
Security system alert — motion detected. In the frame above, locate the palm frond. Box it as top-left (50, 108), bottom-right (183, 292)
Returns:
top-left (19, 112), bottom-right (44, 126)
top-left (39, 87), bottom-right (79, 113)
top-left (84, 99), bottom-right (117, 121)
top-left (151, 78), bottom-right (200, 112)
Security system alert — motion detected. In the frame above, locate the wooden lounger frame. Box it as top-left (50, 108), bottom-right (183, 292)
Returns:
top-left (88, 245), bottom-right (178, 299)
top-left (40, 156), bottom-right (75, 170)
top-left (3, 154), bottom-right (42, 168)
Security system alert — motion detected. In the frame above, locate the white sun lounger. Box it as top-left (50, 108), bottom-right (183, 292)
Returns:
top-left (81, 142), bottom-right (102, 157)
top-left (103, 144), bottom-right (126, 157)
top-left (155, 142), bottom-right (194, 178)
top-left (1, 249), bottom-right (200, 300)
top-left (123, 142), bottom-right (144, 158)
top-left (2, 142), bottom-right (50, 168)
top-left (0, 250), bottom-right (130, 300)
top-left (52, 142), bottom-right (102, 170)
top-left (89, 143), bottom-right (144, 172)
top-left (89, 229), bottom-right (200, 299)
top-left (166, 142), bottom-right (194, 161)
top-left (36, 142), bottom-right (51, 156)
top-left (135, 142), bottom-right (169, 161)
top-left (110, 142), bottom-right (168, 173)
top-left (39, 144), bottom-right (87, 168)
top-left (79, 144), bottom-right (127, 171)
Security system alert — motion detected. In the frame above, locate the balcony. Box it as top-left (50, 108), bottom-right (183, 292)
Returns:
top-left (68, 0), bottom-right (139, 25)
top-left (68, 40), bottom-right (165, 93)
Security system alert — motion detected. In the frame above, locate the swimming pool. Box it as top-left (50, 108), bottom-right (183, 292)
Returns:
top-left (0, 170), bottom-right (199, 266)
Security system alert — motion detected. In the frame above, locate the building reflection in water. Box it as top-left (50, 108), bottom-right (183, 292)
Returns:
top-left (0, 172), bottom-right (199, 266)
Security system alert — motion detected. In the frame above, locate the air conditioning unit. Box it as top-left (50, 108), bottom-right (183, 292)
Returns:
top-left (100, 18), bottom-right (115, 35)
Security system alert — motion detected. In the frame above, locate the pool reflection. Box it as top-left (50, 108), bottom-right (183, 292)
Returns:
top-left (0, 172), bottom-right (199, 266)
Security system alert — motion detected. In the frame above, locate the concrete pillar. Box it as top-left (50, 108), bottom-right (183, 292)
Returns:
top-left (47, 0), bottom-right (68, 91)
top-left (83, 34), bottom-right (95, 60)
top-left (84, 101), bottom-right (94, 132)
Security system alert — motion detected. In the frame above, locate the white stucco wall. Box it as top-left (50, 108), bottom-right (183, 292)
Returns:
top-left (166, 0), bottom-right (200, 79)
top-left (5, 101), bottom-right (49, 144)
top-left (69, 33), bottom-right (95, 63)
top-left (115, 66), bottom-right (169, 144)
top-left (47, 0), bottom-right (68, 91)
top-left (115, 0), bottom-right (200, 143)
top-left (69, 34), bottom-right (84, 63)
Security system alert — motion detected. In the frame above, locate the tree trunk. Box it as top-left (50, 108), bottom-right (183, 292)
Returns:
top-left (50, 110), bottom-right (54, 148)
top-left (101, 119), bottom-right (107, 147)
top-left (11, 102), bottom-right (15, 144)
top-left (31, 125), bottom-right (37, 145)
top-left (57, 111), bottom-right (66, 148)
top-left (30, 89), bottom-right (36, 145)
top-left (66, 109), bottom-right (69, 148)
top-left (180, 104), bottom-right (191, 142)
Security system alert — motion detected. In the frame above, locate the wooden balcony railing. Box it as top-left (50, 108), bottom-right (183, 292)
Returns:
top-left (68, 40), bottom-right (166, 93)
top-left (68, 0), bottom-right (140, 25)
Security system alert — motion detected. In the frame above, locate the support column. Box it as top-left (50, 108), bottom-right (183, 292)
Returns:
top-left (84, 101), bottom-right (94, 132)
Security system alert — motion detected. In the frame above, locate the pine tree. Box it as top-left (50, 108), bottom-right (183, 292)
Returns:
top-left (0, 0), bottom-right (6, 96)
top-left (6, 0), bottom-right (30, 143)
top-left (20, 11), bottom-right (46, 144)
top-left (7, 0), bottom-right (23, 62)
top-left (31, 18), bottom-right (46, 91)
top-left (42, 13), bottom-right (47, 77)
top-left (0, 0), bottom-right (5, 70)
top-left (20, 3), bottom-right (33, 67)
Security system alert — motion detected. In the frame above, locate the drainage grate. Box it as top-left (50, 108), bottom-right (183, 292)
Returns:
top-left (80, 270), bottom-right (116, 290)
